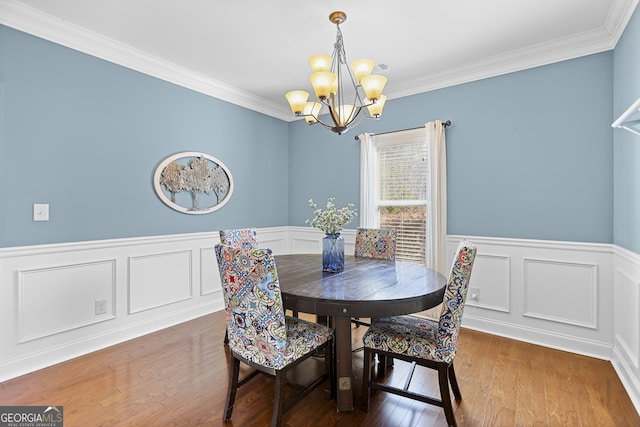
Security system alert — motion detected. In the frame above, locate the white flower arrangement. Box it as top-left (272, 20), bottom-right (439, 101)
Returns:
top-left (305, 197), bottom-right (358, 235)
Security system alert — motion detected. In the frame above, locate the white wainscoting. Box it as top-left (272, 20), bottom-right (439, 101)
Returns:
top-left (612, 245), bottom-right (640, 414)
top-left (18, 260), bottom-right (117, 343)
top-left (451, 235), bottom-right (614, 359)
top-left (0, 231), bottom-right (228, 382)
top-left (465, 252), bottom-right (511, 313)
top-left (1, 228), bottom-right (638, 414)
top-left (522, 257), bottom-right (598, 329)
top-left (129, 250), bottom-right (193, 314)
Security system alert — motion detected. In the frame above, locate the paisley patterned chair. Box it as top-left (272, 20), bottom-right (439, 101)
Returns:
top-left (215, 244), bottom-right (334, 427)
top-left (219, 228), bottom-right (259, 249)
top-left (219, 228), bottom-right (259, 344)
top-left (354, 227), bottom-right (397, 260)
top-left (352, 227), bottom-right (397, 329)
top-left (361, 240), bottom-right (477, 427)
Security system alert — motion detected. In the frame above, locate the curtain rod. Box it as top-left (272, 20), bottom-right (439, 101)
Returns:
top-left (353, 120), bottom-right (451, 141)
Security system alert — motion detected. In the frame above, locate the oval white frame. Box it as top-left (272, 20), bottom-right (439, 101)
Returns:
top-left (153, 151), bottom-right (234, 215)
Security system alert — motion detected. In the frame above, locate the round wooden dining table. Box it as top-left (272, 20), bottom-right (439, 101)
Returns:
top-left (275, 253), bottom-right (447, 412)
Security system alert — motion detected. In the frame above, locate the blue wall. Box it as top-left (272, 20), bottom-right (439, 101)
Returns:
top-left (0, 26), bottom-right (290, 247)
top-left (0, 20), bottom-right (623, 248)
top-left (613, 6), bottom-right (640, 254)
top-left (289, 53), bottom-right (614, 244)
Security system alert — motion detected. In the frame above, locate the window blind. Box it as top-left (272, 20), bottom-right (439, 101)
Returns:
top-left (375, 131), bottom-right (428, 264)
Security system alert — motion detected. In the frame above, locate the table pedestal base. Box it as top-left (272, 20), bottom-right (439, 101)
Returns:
top-left (333, 316), bottom-right (354, 412)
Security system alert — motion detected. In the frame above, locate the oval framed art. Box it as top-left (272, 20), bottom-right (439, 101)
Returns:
top-left (153, 151), bottom-right (234, 214)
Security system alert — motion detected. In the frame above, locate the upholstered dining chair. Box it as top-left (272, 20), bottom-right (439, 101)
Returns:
top-left (352, 227), bottom-right (397, 329)
top-left (219, 228), bottom-right (259, 345)
top-left (354, 227), bottom-right (397, 260)
top-left (215, 244), bottom-right (334, 427)
top-left (219, 228), bottom-right (258, 249)
top-left (361, 240), bottom-right (477, 427)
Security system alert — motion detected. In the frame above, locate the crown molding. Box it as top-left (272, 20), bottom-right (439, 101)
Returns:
top-left (386, 0), bottom-right (638, 101)
top-left (605, 0), bottom-right (640, 41)
top-left (1, 0), bottom-right (637, 121)
top-left (0, 0), bottom-right (292, 121)
top-left (386, 26), bottom-right (619, 101)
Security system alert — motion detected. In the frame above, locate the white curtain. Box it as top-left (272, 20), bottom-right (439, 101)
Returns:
top-left (425, 120), bottom-right (448, 275)
top-left (419, 120), bottom-right (447, 320)
top-left (358, 132), bottom-right (377, 227)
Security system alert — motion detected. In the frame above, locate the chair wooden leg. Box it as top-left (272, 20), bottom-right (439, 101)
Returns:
top-left (377, 354), bottom-right (391, 377)
top-left (272, 371), bottom-right (287, 427)
top-left (438, 364), bottom-right (457, 427)
top-left (375, 353), bottom-right (394, 377)
top-left (361, 348), bottom-right (372, 411)
top-left (448, 363), bottom-right (462, 400)
top-left (223, 329), bottom-right (229, 345)
top-left (223, 357), bottom-right (240, 421)
top-left (376, 355), bottom-right (383, 377)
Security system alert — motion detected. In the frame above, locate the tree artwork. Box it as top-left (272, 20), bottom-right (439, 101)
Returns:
top-left (154, 152), bottom-right (233, 214)
top-left (182, 156), bottom-right (214, 210)
top-left (159, 161), bottom-right (183, 203)
top-left (211, 165), bottom-right (230, 203)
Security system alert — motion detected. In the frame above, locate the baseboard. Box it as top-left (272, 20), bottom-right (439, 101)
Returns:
top-left (462, 314), bottom-right (612, 360)
top-left (612, 343), bottom-right (640, 415)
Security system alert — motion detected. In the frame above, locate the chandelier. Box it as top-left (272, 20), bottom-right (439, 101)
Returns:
top-left (285, 11), bottom-right (387, 135)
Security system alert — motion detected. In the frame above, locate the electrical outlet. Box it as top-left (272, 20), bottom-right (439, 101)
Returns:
top-left (95, 299), bottom-right (107, 315)
top-left (469, 288), bottom-right (480, 301)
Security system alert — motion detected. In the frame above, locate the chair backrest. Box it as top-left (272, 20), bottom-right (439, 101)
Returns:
top-left (215, 244), bottom-right (288, 368)
top-left (436, 240), bottom-right (477, 361)
top-left (219, 228), bottom-right (258, 249)
top-left (354, 227), bottom-right (397, 260)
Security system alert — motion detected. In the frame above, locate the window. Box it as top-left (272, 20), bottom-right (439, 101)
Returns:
top-left (364, 129), bottom-right (428, 264)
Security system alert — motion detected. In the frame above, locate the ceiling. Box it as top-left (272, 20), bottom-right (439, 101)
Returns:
top-left (1, 0), bottom-right (637, 121)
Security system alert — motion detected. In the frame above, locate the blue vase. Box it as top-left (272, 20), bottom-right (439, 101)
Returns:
top-left (323, 233), bottom-right (344, 272)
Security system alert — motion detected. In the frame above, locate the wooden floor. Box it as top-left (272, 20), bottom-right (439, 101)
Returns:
top-left (1, 310), bottom-right (638, 426)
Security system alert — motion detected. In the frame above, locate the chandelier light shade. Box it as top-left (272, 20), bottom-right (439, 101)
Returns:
top-left (285, 11), bottom-right (388, 135)
top-left (366, 95), bottom-right (386, 117)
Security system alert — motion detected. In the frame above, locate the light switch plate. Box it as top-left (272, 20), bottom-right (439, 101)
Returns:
top-left (33, 204), bottom-right (49, 221)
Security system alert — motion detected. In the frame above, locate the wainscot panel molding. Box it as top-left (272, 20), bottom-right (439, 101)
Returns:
top-left (522, 257), bottom-right (598, 329)
top-left (1, 228), bottom-right (638, 415)
top-left (451, 235), bottom-right (614, 360)
top-left (465, 252), bottom-right (511, 313)
top-left (128, 250), bottom-right (193, 314)
top-left (613, 244), bottom-right (640, 415)
top-left (0, 232), bottom-right (226, 382)
top-left (18, 260), bottom-right (116, 343)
